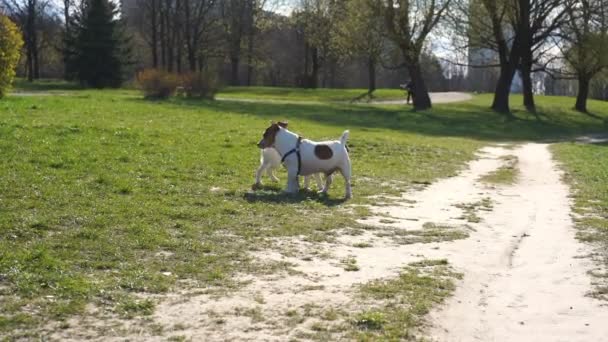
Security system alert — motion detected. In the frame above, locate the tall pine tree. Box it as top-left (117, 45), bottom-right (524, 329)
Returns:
top-left (65, 0), bottom-right (131, 88)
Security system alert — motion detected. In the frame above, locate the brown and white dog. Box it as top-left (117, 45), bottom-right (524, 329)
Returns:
top-left (257, 121), bottom-right (352, 199)
top-left (253, 147), bottom-right (324, 190)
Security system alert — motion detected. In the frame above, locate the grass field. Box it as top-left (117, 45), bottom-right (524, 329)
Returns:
top-left (552, 142), bottom-right (608, 300)
top-left (1, 82), bottom-right (608, 338)
top-left (217, 86), bottom-right (407, 102)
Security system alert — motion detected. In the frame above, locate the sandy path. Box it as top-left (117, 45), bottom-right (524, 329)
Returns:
top-left (214, 91), bottom-right (472, 105)
top-left (370, 92), bottom-right (472, 105)
top-left (49, 143), bottom-right (608, 341)
top-left (428, 143), bottom-right (608, 342)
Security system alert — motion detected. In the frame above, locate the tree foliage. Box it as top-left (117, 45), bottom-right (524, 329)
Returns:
top-left (0, 14), bottom-right (24, 98)
top-left (562, 0), bottom-right (608, 112)
top-left (65, 0), bottom-right (132, 88)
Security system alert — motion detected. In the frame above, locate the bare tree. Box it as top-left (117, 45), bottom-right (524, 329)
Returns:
top-left (183, 0), bottom-right (217, 72)
top-left (515, 0), bottom-right (572, 113)
top-left (221, 0), bottom-right (250, 85)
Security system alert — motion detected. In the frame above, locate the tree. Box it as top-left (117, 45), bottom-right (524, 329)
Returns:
top-left (221, 0), bottom-right (250, 85)
top-left (514, 0), bottom-right (572, 113)
top-left (332, 0), bottom-right (385, 95)
top-left (0, 14), bottom-right (24, 98)
top-left (1, 0), bottom-right (51, 81)
top-left (562, 0), bottom-right (608, 113)
top-left (65, 0), bottom-right (131, 87)
top-left (182, 0), bottom-right (217, 72)
top-left (293, 0), bottom-right (337, 88)
top-left (61, 0), bottom-right (72, 78)
top-left (371, 0), bottom-right (451, 110)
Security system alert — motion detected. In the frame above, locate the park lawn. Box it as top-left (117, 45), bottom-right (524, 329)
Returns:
top-left (552, 142), bottom-right (608, 300)
top-left (216, 86), bottom-right (407, 102)
top-left (1, 84), bottom-right (608, 338)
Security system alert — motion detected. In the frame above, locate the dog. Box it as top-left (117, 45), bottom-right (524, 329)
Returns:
top-left (253, 122), bottom-right (324, 190)
top-left (253, 147), bottom-right (325, 190)
top-left (257, 121), bottom-right (352, 199)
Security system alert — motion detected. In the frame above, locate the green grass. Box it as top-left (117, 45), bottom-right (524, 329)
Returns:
top-left (479, 155), bottom-right (519, 185)
top-left (216, 86), bottom-right (407, 103)
top-left (353, 261), bottom-right (461, 341)
top-left (552, 142), bottom-right (608, 300)
top-left (1, 82), bottom-right (608, 337)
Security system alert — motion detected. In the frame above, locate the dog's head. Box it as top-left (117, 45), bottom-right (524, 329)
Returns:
top-left (257, 121), bottom-right (288, 149)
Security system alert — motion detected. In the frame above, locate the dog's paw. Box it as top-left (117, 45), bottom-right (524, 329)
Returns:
top-left (251, 183), bottom-right (262, 191)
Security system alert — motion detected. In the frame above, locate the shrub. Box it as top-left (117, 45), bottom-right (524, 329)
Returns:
top-left (180, 72), bottom-right (220, 99)
top-left (136, 69), bottom-right (179, 99)
top-left (0, 15), bottom-right (24, 98)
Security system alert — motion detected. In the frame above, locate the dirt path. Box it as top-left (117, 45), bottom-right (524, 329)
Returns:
top-left (50, 143), bottom-right (608, 341)
top-left (151, 143), bottom-right (607, 341)
top-left (427, 143), bottom-right (608, 342)
top-left (369, 92), bottom-right (472, 105)
top-left (214, 91), bottom-right (472, 105)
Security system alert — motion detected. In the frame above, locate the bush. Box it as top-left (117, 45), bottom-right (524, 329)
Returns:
top-left (136, 69), bottom-right (179, 99)
top-left (179, 72), bottom-right (220, 99)
top-left (0, 15), bottom-right (24, 98)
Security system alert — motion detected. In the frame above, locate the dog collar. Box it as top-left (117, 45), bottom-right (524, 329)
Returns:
top-left (280, 136), bottom-right (303, 175)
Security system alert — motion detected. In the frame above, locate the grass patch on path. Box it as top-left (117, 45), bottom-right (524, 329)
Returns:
top-left (479, 155), bottom-right (519, 185)
top-left (352, 260), bottom-right (460, 340)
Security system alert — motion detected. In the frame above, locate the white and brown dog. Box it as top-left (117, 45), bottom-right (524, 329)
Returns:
top-left (253, 147), bottom-right (324, 190)
top-left (257, 121), bottom-right (352, 199)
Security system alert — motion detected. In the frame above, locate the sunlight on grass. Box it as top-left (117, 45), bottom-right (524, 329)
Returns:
top-left (1, 82), bottom-right (607, 336)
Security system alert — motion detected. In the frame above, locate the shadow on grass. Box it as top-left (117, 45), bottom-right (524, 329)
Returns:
top-left (12, 78), bottom-right (84, 92)
top-left (244, 188), bottom-right (348, 207)
top-left (156, 96), bottom-right (608, 142)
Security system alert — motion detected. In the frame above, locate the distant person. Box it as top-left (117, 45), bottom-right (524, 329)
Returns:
top-left (400, 80), bottom-right (414, 104)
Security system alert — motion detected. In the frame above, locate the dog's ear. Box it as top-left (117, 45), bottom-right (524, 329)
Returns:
top-left (278, 121), bottom-right (288, 128)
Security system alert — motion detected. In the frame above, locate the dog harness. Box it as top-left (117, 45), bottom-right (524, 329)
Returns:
top-left (281, 136), bottom-right (303, 175)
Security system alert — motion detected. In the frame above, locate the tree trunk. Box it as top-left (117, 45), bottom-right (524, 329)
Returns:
top-left (175, 0), bottom-right (182, 73)
top-left (367, 57), bottom-right (376, 94)
top-left (166, 12), bottom-right (174, 72)
top-left (160, 6), bottom-right (166, 69)
top-left (491, 64), bottom-right (517, 116)
top-left (246, 34), bottom-right (254, 86)
top-left (231, 56), bottom-right (240, 85)
top-left (310, 47), bottom-right (319, 89)
top-left (184, 0), bottom-right (195, 72)
top-left (521, 64), bottom-right (536, 113)
top-left (575, 75), bottom-right (590, 113)
top-left (303, 42), bottom-right (309, 87)
top-left (27, 48), bottom-right (34, 82)
top-left (408, 64), bottom-right (431, 110)
top-left (151, 0), bottom-right (158, 68)
top-left (63, 0), bottom-right (70, 78)
top-left (33, 45), bottom-right (40, 79)
top-left (519, 0), bottom-right (535, 113)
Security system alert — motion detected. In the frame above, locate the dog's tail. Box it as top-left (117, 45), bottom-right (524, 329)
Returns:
top-left (340, 130), bottom-right (350, 145)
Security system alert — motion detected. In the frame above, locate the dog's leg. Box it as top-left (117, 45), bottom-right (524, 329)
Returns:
top-left (313, 173), bottom-right (324, 190)
top-left (253, 163), bottom-right (266, 189)
top-left (285, 167), bottom-right (300, 195)
top-left (268, 168), bottom-right (280, 182)
top-left (340, 162), bottom-right (353, 199)
top-left (321, 173), bottom-right (333, 194)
